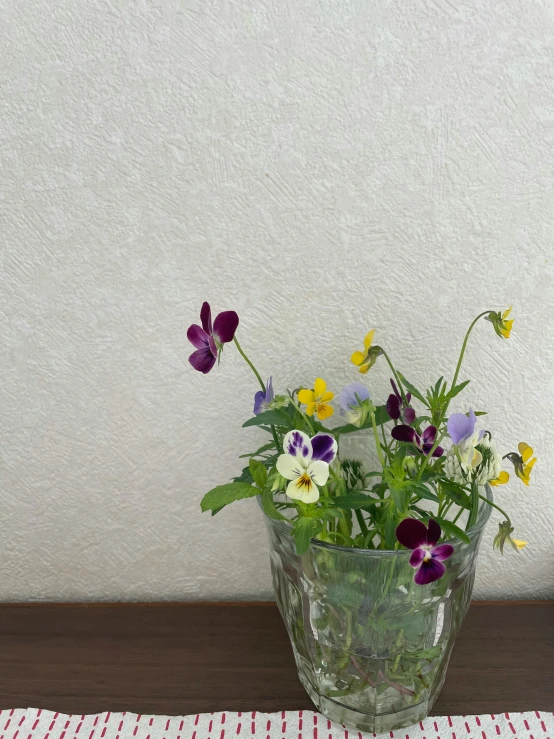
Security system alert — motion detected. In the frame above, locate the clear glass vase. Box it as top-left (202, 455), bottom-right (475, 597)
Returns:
top-left (261, 487), bottom-right (493, 734)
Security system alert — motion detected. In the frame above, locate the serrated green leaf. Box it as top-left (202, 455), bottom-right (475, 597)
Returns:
top-left (293, 517), bottom-right (323, 555)
top-left (249, 458), bottom-right (268, 489)
top-left (200, 482), bottom-right (259, 513)
top-left (242, 410), bottom-right (291, 428)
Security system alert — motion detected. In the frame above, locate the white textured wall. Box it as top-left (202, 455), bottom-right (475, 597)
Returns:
top-left (1, 0), bottom-right (553, 602)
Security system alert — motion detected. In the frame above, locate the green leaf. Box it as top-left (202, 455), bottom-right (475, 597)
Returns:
top-left (200, 482), bottom-right (259, 513)
top-left (411, 484), bottom-right (440, 504)
top-left (239, 442), bottom-right (275, 458)
top-left (439, 480), bottom-right (471, 510)
top-left (233, 465), bottom-right (254, 484)
top-left (260, 489), bottom-right (287, 521)
top-left (397, 374), bottom-right (428, 406)
top-left (293, 517), bottom-right (323, 555)
top-left (446, 379), bottom-right (471, 400)
top-left (243, 410), bottom-right (291, 428)
top-left (249, 458), bottom-right (268, 489)
top-left (435, 517), bottom-right (471, 544)
top-left (332, 493), bottom-right (375, 510)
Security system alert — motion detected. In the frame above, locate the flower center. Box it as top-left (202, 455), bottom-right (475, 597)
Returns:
top-left (297, 473), bottom-right (313, 490)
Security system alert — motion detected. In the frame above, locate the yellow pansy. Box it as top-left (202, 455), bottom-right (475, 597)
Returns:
top-left (486, 306), bottom-right (514, 339)
top-left (516, 442), bottom-right (537, 485)
top-left (489, 470), bottom-right (510, 486)
top-left (298, 378), bottom-right (335, 420)
top-left (351, 330), bottom-right (382, 374)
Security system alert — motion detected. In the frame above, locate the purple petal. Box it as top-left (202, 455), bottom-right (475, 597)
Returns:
top-left (409, 547), bottom-right (426, 568)
top-left (396, 518), bottom-right (428, 549)
top-left (447, 409), bottom-right (477, 445)
top-left (287, 431), bottom-right (311, 459)
top-left (213, 311), bottom-right (239, 344)
top-left (311, 433), bottom-right (337, 463)
top-left (414, 558), bottom-right (445, 585)
top-left (406, 392), bottom-right (412, 404)
top-left (422, 426), bottom-right (437, 445)
top-left (266, 376), bottom-right (274, 403)
top-left (403, 407), bottom-right (416, 424)
top-left (422, 443), bottom-right (444, 458)
top-left (386, 394), bottom-right (401, 420)
top-left (391, 425), bottom-right (417, 444)
top-left (390, 378), bottom-right (402, 402)
top-left (426, 519), bottom-right (441, 547)
top-left (431, 544), bottom-right (454, 562)
top-left (208, 335), bottom-right (217, 358)
top-left (200, 302), bottom-right (212, 335)
top-left (187, 323), bottom-right (209, 349)
top-left (189, 346), bottom-right (216, 374)
top-left (339, 382), bottom-right (370, 412)
top-left (253, 390), bottom-right (267, 415)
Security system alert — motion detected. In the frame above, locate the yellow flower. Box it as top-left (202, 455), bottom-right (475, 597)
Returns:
top-left (511, 538), bottom-right (528, 551)
top-left (486, 306), bottom-right (514, 339)
top-left (351, 330), bottom-right (382, 374)
top-left (516, 442), bottom-right (537, 485)
top-left (298, 378), bottom-right (335, 420)
top-left (489, 470), bottom-right (510, 486)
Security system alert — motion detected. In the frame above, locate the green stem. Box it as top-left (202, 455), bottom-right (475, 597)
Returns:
top-left (233, 336), bottom-right (280, 451)
top-left (450, 311), bottom-right (491, 391)
top-left (289, 397), bottom-right (314, 434)
top-left (478, 492), bottom-right (511, 525)
top-left (371, 412), bottom-right (386, 468)
top-left (467, 480), bottom-right (480, 529)
top-left (355, 509), bottom-right (369, 536)
top-left (381, 349), bottom-right (408, 404)
top-left (415, 430), bottom-right (446, 482)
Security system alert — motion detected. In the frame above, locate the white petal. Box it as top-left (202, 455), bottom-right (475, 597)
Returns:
top-left (282, 430), bottom-right (313, 465)
top-left (286, 477), bottom-right (320, 504)
top-left (276, 454), bottom-right (304, 480)
top-left (307, 460), bottom-right (329, 486)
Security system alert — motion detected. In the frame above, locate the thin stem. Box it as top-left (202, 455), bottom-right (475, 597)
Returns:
top-left (381, 349), bottom-right (408, 404)
top-left (478, 492), bottom-right (511, 525)
top-left (233, 336), bottom-right (265, 391)
top-left (467, 480), bottom-right (480, 529)
top-left (289, 397), bottom-right (314, 434)
top-left (450, 311), bottom-right (491, 391)
top-left (371, 412), bottom-right (386, 468)
top-left (355, 509), bottom-right (369, 536)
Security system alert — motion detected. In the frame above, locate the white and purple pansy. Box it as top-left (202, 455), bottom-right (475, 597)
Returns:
top-left (396, 518), bottom-right (454, 585)
top-left (276, 430), bottom-right (338, 504)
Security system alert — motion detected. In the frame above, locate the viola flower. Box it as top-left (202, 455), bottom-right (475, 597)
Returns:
top-left (391, 424), bottom-right (444, 457)
top-left (446, 408), bottom-right (483, 470)
top-left (493, 520), bottom-right (528, 554)
top-left (386, 379), bottom-right (416, 424)
top-left (486, 307), bottom-right (514, 339)
top-left (298, 378), bottom-right (335, 421)
top-left (253, 377), bottom-right (274, 415)
top-left (396, 518), bottom-right (453, 585)
top-left (339, 382), bottom-right (372, 427)
top-left (187, 302), bottom-right (239, 374)
top-left (276, 430), bottom-right (338, 503)
top-left (505, 442), bottom-right (537, 486)
top-left (351, 330), bottom-right (383, 374)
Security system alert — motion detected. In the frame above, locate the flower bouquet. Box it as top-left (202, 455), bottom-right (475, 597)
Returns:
top-left (189, 304), bottom-right (535, 733)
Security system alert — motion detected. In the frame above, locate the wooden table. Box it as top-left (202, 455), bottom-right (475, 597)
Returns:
top-left (0, 602), bottom-right (551, 715)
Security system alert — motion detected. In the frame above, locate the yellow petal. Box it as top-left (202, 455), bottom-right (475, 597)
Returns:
top-left (316, 403), bottom-right (334, 420)
top-left (358, 363), bottom-right (370, 374)
top-left (320, 391), bottom-right (334, 403)
top-left (351, 351), bottom-right (365, 366)
top-left (518, 442), bottom-right (533, 462)
top-left (490, 470), bottom-right (510, 486)
top-left (512, 538), bottom-right (527, 550)
top-left (313, 377), bottom-right (327, 398)
top-left (500, 320), bottom-right (514, 338)
top-left (363, 330), bottom-right (375, 350)
top-left (502, 306), bottom-right (512, 320)
top-left (305, 401), bottom-right (317, 417)
top-left (298, 388), bottom-right (315, 405)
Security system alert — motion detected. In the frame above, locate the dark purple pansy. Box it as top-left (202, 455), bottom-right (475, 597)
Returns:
top-left (391, 424), bottom-right (444, 457)
top-left (396, 518), bottom-right (454, 585)
top-left (253, 376), bottom-right (274, 415)
top-left (386, 379), bottom-right (416, 424)
top-left (187, 302), bottom-right (239, 374)
top-left (311, 433), bottom-right (338, 463)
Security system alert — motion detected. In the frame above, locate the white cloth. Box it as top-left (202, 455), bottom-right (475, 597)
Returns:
top-left (0, 708), bottom-right (551, 739)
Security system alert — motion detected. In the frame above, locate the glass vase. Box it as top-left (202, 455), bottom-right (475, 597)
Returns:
top-left (261, 487), bottom-right (493, 734)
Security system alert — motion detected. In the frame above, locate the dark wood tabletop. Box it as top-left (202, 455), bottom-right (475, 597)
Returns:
top-left (0, 602), bottom-right (551, 716)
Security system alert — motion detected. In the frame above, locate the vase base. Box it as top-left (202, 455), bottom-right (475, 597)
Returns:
top-left (299, 673), bottom-right (431, 734)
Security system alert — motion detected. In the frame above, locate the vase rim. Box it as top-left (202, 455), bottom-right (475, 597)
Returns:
top-left (258, 484), bottom-right (494, 555)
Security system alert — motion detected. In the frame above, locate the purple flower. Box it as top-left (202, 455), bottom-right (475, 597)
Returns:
top-left (396, 518), bottom-right (454, 585)
top-left (447, 408), bottom-right (479, 445)
top-left (187, 302), bottom-right (239, 374)
top-left (339, 383), bottom-right (371, 426)
top-left (386, 379), bottom-right (415, 424)
top-left (253, 377), bottom-right (274, 415)
top-left (391, 424), bottom-right (444, 457)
